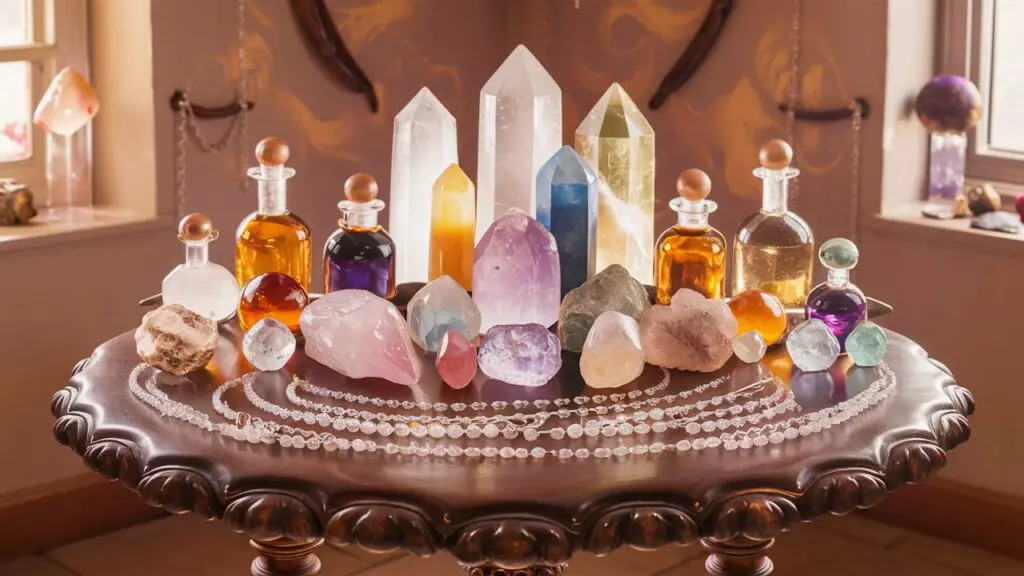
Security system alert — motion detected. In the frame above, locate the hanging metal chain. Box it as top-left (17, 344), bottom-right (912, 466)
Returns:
top-left (786, 0), bottom-right (802, 199)
top-left (849, 100), bottom-right (863, 245)
top-left (173, 0), bottom-right (249, 219)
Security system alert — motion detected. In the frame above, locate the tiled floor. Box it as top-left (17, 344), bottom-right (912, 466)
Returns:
top-left (2, 513), bottom-right (1022, 576)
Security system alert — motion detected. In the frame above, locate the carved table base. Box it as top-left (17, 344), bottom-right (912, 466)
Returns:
top-left (463, 566), bottom-right (566, 576)
top-left (703, 538), bottom-right (774, 576)
top-left (250, 538), bottom-right (323, 576)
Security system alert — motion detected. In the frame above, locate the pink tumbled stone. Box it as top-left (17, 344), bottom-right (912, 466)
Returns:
top-left (435, 330), bottom-right (477, 389)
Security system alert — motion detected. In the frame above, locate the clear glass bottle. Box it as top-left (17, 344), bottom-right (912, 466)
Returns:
top-left (235, 137), bottom-right (312, 291)
top-left (655, 169), bottom-right (726, 303)
top-left (323, 173), bottom-right (397, 298)
top-left (163, 213), bottom-right (240, 321)
top-left (805, 238), bottom-right (866, 351)
top-left (733, 139), bottom-right (814, 308)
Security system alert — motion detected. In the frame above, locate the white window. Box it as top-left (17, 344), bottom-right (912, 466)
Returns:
top-left (0, 0), bottom-right (87, 196)
top-left (944, 0), bottom-right (1024, 190)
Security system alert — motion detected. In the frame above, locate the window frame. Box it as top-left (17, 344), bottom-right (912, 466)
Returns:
top-left (0, 0), bottom-right (88, 198)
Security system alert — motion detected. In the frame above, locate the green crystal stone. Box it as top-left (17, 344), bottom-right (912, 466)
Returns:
top-left (846, 322), bottom-right (887, 367)
top-left (819, 238), bottom-right (859, 270)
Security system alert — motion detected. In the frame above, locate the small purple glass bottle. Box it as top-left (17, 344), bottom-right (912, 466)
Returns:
top-left (323, 173), bottom-right (397, 299)
top-left (805, 238), bottom-right (866, 351)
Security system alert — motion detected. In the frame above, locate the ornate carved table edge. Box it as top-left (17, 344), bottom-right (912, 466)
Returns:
top-left (51, 348), bottom-right (975, 576)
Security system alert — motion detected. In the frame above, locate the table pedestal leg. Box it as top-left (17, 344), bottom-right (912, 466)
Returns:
top-left (250, 538), bottom-right (323, 576)
top-left (462, 565), bottom-right (567, 575)
top-left (702, 537), bottom-right (774, 576)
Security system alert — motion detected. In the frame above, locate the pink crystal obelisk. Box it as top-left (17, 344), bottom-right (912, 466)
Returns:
top-left (472, 209), bottom-right (561, 332)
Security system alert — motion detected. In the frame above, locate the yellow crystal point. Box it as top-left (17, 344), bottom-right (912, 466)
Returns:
top-left (575, 83), bottom-right (655, 284)
top-left (430, 164), bottom-right (476, 289)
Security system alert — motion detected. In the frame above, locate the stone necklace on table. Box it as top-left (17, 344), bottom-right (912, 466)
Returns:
top-left (129, 363), bottom-right (897, 460)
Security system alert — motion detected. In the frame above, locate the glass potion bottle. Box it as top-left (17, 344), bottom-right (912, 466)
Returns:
top-left (655, 169), bottom-right (726, 303)
top-left (235, 137), bottom-right (312, 291)
top-left (323, 173), bottom-right (397, 298)
top-left (805, 238), bottom-right (866, 351)
top-left (163, 213), bottom-right (240, 321)
top-left (733, 139), bottom-right (814, 308)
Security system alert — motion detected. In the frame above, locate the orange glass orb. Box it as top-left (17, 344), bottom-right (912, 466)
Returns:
top-left (238, 272), bottom-right (310, 333)
top-left (728, 289), bottom-right (787, 346)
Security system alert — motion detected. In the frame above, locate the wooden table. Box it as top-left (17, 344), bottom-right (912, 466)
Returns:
top-left (51, 304), bottom-right (973, 576)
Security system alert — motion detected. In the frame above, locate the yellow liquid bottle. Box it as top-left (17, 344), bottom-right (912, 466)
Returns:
top-left (656, 169), bottom-right (726, 303)
top-left (235, 137), bottom-right (312, 291)
top-left (733, 139), bottom-right (814, 308)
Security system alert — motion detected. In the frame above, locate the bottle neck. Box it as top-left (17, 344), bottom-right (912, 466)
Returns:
top-left (184, 241), bottom-right (209, 266)
top-left (827, 268), bottom-right (849, 288)
top-left (676, 210), bottom-right (709, 230)
top-left (258, 166), bottom-right (287, 215)
top-left (670, 197), bottom-right (715, 230)
top-left (343, 210), bottom-right (379, 229)
top-left (761, 176), bottom-right (789, 214)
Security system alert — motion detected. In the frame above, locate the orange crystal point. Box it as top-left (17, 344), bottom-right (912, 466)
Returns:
top-left (728, 289), bottom-right (787, 346)
top-left (238, 272), bottom-right (310, 333)
top-left (33, 67), bottom-right (99, 136)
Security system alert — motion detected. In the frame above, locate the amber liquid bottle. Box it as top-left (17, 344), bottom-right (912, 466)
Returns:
top-left (733, 139), bottom-right (814, 308)
top-left (656, 169), bottom-right (726, 303)
top-left (235, 137), bottom-right (312, 291)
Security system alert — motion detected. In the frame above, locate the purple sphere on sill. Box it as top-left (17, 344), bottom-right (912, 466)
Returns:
top-left (805, 286), bottom-right (866, 351)
top-left (915, 74), bottom-right (982, 134)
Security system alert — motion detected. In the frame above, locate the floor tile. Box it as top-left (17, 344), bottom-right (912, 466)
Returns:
top-left (46, 514), bottom-right (361, 576)
top-left (890, 533), bottom-right (1024, 576)
top-left (0, 556), bottom-right (78, 576)
top-left (349, 553), bottom-right (462, 575)
top-left (811, 511), bottom-right (908, 546)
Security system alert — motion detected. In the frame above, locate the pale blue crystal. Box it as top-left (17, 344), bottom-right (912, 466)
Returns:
top-left (846, 321), bottom-right (888, 367)
top-left (406, 276), bottom-right (482, 352)
top-left (536, 146), bottom-right (597, 298)
top-left (786, 319), bottom-right (840, 372)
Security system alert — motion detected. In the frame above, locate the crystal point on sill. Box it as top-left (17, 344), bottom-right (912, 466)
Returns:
top-left (477, 324), bottom-right (561, 387)
top-left (557, 264), bottom-right (650, 353)
top-left (472, 209), bottom-right (561, 332)
top-left (300, 290), bottom-right (422, 386)
top-left (135, 304), bottom-right (218, 376)
top-left (33, 67), bottom-right (99, 136)
top-left (407, 275), bottom-right (481, 353)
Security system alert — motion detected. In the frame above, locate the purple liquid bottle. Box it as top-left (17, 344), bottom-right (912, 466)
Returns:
top-left (323, 173), bottom-right (396, 299)
top-left (805, 238), bottom-right (866, 351)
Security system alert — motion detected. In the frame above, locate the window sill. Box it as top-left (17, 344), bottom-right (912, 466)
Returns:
top-left (0, 207), bottom-right (173, 255)
top-left (867, 202), bottom-right (1024, 259)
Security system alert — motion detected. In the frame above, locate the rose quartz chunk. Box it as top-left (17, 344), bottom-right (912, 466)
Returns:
top-left (299, 290), bottom-right (422, 386)
top-left (33, 67), bottom-right (99, 136)
top-left (435, 330), bottom-right (477, 389)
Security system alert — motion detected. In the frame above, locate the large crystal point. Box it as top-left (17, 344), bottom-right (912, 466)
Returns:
top-left (390, 87), bottom-right (458, 283)
top-left (473, 210), bottom-right (560, 332)
top-left (430, 164), bottom-right (475, 289)
top-left (575, 83), bottom-right (655, 283)
top-left (478, 324), bottom-right (562, 387)
top-left (477, 45), bottom-right (562, 240)
top-left (536, 146), bottom-right (598, 297)
top-left (407, 275), bottom-right (482, 353)
top-left (580, 311), bottom-right (645, 389)
top-left (557, 264), bottom-right (650, 353)
top-left (300, 290), bottom-right (423, 386)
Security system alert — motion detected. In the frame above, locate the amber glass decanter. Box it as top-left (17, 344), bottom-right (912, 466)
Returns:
top-left (655, 169), bottom-right (726, 303)
top-left (235, 137), bottom-right (312, 291)
top-left (323, 173), bottom-right (397, 299)
top-left (733, 139), bottom-right (814, 308)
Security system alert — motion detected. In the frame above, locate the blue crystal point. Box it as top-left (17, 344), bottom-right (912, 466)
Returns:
top-left (536, 146), bottom-right (598, 297)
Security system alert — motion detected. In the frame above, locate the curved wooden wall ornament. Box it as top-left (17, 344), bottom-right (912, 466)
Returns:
top-left (779, 97), bottom-right (872, 122)
top-left (290, 0), bottom-right (379, 113)
top-left (649, 0), bottom-right (735, 110)
top-left (169, 90), bottom-right (255, 120)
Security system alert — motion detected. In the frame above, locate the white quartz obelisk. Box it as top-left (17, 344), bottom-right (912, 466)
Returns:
top-left (390, 87), bottom-right (458, 283)
top-left (477, 45), bottom-right (561, 242)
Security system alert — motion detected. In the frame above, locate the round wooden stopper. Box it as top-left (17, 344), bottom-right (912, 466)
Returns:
top-left (178, 212), bottom-right (214, 242)
top-left (677, 169), bottom-right (711, 201)
top-left (344, 173), bottom-right (378, 203)
top-left (255, 137), bottom-right (290, 166)
top-left (759, 139), bottom-right (793, 170)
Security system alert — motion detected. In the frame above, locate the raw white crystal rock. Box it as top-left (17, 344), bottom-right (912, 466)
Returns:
top-left (477, 324), bottom-right (562, 387)
top-left (300, 290), bottom-right (422, 386)
top-left (390, 87), bottom-right (458, 283)
top-left (406, 275), bottom-right (481, 352)
top-left (787, 319), bottom-right (841, 372)
top-left (135, 304), bottom-right (218, 376)
top-left (243, 318), bottom-right (296, 371)
top-left (732, 331), bottom-right (766, 364)
top-left (477, 45), bottom-right (561, 239)
top-left (639, 290), bottom-right (737, 372)
top-left (580, 311), bottom-right (645, 389)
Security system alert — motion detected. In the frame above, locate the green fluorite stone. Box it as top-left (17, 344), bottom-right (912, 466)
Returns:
top-left (846, 322), bottom-right (887, 366)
